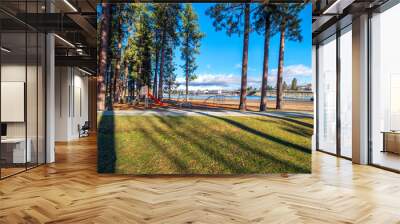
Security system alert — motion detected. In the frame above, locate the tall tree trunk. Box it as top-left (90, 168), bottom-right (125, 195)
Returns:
top-left (239, 3), bottom-right (250, 111)
top-left (158, 30), bottom-right (166, 101)
top-left (276, 23), bottom-right (286, 110)
top-left (113, 16), bottom-right (123, 103)
top-left (185, 57), bottom-right (189, 102)
top-left (135, 67), bottom-right (141, 102)
top-left (127, 78), bottom-right (132, 102)
top-left (106, 63), bottom-right (113, 106)
top-left (131, 79), bottom-right (136, 101)
top-left (112, 64), bottom-right (118, 103)
top-left (169, 78), bottom-right (172, 100)
top-left (120, 60), bottom-right (129, 103)
top-left (260, 14), bottom-right (271, 112)
top-left (97, 3), bottom-right (110, 111)
top-left (153, 48), bottom-right (159, 98)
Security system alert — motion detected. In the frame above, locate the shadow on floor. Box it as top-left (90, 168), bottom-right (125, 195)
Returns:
top-left (97, 111), bottom-right (116, 173)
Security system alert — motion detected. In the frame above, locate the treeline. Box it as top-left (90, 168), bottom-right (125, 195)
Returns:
top-left (97, 3), bottom-right (305, 111)
top-left (97, 3), bottom-right (203, 110)
top-left (206, 3), bottom-right (304, 111)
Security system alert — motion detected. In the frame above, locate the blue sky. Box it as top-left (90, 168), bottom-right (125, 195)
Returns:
top-left (174, 3), bottom-right (312, 90)
top-left (98, 3), bottom-right (312, 90)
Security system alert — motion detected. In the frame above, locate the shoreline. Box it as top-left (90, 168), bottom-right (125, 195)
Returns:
top-left (176, 98), bottom-right (313, 112)
top-left (113, 97), bottom-right (314, 113)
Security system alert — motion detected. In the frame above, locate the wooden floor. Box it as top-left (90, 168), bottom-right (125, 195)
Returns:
top-left (372, 151), bottom-right (400, 171)
top-left (0, 135), bottom-right (400, 223)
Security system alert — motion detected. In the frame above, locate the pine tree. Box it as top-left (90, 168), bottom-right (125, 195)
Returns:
top-left (123, 4), bottom-right (154, 100)
top-left (163, 46), bottom-right (178, 99)
top-left (124, 36), bottom-right (138, 99)
top-left (283, 81), bottom-right (288, 90)
top-left (137, 5), bottom-right (154, 89)
top-left (253, 3), bottom-right (278, 112)
top-left (152, 3), bottom-right (182, 101)
top-left (291, 78), bottom-right (298, 90)
top-left (274, 4), bottom-right (304, 109)
top-left (206, 3), bottom-right (251, 111)
top-left (110, 4), bottom-right (123, 103)
top-left (180, 4), bottom-right (204, 102)
top-left (98, 3), bottom-right (111, 111)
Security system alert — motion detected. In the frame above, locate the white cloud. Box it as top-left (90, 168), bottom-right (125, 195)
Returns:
top-left (177, 73), bottom-right (241, 90)
top-left (234, 63), bottom-right (257, 72)
top-left (176, 64), bottom-right (312, 90)
top-left (270, 64), bottom-right (312, 77)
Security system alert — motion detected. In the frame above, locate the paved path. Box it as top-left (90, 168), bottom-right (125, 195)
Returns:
top-left (100, 108), bottom-right (313, 119)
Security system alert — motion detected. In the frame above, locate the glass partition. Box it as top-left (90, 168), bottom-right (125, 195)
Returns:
top-left (370, 4), bottom-right (400, 171)
top-left (0, 31), bottom-right (28, 177)
top-left (0, 0), bottom-right (46, 179)
top-left (317, 35), bottom-right (337, 154)
top-left (339, 26), bottom-right (352, 158)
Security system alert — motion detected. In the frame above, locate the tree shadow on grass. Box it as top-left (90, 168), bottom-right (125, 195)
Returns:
top-left (253, 117), bottom-right (312, 136)
top-left (196, 112), bottom-right (311, 155)
top-left (156, 116), bottom-right (310, 173)
top-left (155, 116), bottom-right (252, 173)
top-left (98, 113), bottom-right (310, 174)
top-left (253, 116), bottom-right (313, 138)
top-left (97, 111), bottom-right (116, 173)
top-left (136, 120), bottom-right (189, 173)
top-left (248, 112), bottom-right (314, 129)
top-left (220, 132), bottom-right (310, 173)
top-left (281, 126), bottom-right (312, 138)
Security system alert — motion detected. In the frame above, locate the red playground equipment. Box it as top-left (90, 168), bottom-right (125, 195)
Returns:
top-left (147, 92), bottom-right (164, 106)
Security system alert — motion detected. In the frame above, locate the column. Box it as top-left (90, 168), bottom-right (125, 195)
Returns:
top-left (352, 14), bottom-right (369, 164)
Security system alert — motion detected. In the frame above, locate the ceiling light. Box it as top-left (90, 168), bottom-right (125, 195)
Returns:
top-left (322, 0), bottom-right (341, 15)
top-left (322, 0), bottom-right (355, 15)
top-left (63, 0), bottom-right (78, 12)
top-left (1, 47), bottom-right (11, 53)
top-left (54, 34), bottom-right (75, 48)
top-left (78, 67), bottom-right (93, 76)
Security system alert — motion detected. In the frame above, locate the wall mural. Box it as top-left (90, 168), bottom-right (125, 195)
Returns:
top-left (97, 2), bottom-right (313, 174)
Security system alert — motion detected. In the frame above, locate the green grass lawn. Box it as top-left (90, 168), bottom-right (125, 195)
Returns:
top-left (98, 114), bottom-right (312, 174)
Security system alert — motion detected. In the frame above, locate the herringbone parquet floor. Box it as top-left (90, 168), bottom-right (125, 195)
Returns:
top-left (1, 135), bottom-right (400, 223)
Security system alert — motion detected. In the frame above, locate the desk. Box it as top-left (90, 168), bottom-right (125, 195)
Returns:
top-left (382, 131), bottom-right (400, 154)
top-left (1, 138), bottom-right (31, 163)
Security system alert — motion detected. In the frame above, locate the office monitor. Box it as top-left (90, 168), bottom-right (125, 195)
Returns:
top-left (1, 123), bottom-right (7, 137)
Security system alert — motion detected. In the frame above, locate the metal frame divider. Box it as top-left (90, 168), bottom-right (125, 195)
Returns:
top-left (25, 0), bottom-right (28, 172)
top-left (0, 0), bottom-right (48, 180)
top-left (315, 23), bottom-right (353, 161)
top-left (366, 6), bottom-right (399, 173)
top-left (0, 21), bottom-right (2, 179)
top-left (367, 10), bottom-right (373, 166)
top-left (336, 22), bottom-right (341, 157)
top-left (315, 44), bottom-right (319, 152)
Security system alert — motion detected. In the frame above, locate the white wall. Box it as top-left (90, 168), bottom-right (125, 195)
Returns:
top-left (1, 62), bottom-right (46, 164)
top-left (55, 66), bottom-right (69, 141)
top-left (1, 65), bottom-right (42, 137)
top-left (55, 67), bottom-right (89, 141)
